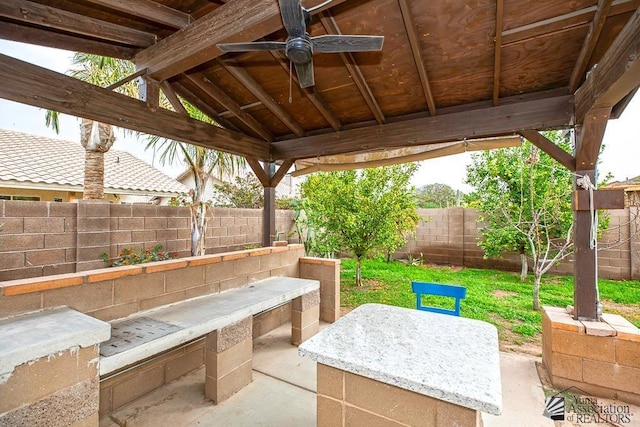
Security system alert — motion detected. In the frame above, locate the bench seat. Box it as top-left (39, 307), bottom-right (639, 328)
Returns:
top-left (99, 276), bottom-right (320, 404)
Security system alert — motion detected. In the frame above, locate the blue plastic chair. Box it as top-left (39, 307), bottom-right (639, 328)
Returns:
top-left (411, 281), bottom-right (467, 316)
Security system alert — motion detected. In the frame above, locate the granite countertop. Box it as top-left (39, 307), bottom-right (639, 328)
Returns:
top-left (299, 303), bottom-right (502, 415)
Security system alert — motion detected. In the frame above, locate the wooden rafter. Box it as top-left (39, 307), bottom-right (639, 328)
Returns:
top-left (184, 73), bottom-right (273, 141)
top-left (0, 54), bottom-right (267, 159)
top-left (0, 20), bottom-right (138, 60)
top-left (160, 81), bottom-right (188, 115)
top-left (218, 58), bottom-right (305, 137)
top-left (519, 130), bottom-right (576, 171)
top-left (569, 0), bottom-right (614, 93)
top-left (501, 0), bottom-right (636, 46)
top-left (575, 6), bottom-right (640, 123)
top-left (0, 0), bottom-right (156, 47)
top-left (270, 52), bottom-right (341, 131)
top-left (492, 0), bottom-right (504, 106)
top-left (134, 0), bottom-right (350, 80)
top-left (271, 95), bottom-right (574, 160)
top-left (398, 0), bottom-right (436, 116)
top-left (82, 0), bottom-right (192, 29)
top-left (171, 82), bottom-right (241, 132)
top-left (319, 12), bottom-right (385, 124)
top-left (218, 102), bottom-right (262, 118)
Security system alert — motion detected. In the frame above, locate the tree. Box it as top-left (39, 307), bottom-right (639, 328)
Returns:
top-left (415, 183), bottom-right (463, 208)
top-left (46, 54), bottom-right (136, 200)
top-left (213, 174), bottom-right (264, 208)
top-left (465, 131), bottom-right (575, 310)
top-left (300, 164), bottom-right (419, 286)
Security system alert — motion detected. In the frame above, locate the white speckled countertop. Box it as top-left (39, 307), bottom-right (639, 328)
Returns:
top-left (299, 303), bottom-right (502, 415)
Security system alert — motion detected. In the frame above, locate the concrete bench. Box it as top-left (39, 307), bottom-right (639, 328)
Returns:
top-left (0, 308), bottom-right (111, 426)
top-left (100, 276), bottom-right (320, 404)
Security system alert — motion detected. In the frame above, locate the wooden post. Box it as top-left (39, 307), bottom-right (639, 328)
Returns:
top-left (573, 169), bottom-right (599, 321)
top-left (263, 162), bottom-right (276, 247)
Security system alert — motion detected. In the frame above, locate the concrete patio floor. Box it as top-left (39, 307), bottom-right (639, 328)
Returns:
top-left (99, 322), bottom-right (618, 427)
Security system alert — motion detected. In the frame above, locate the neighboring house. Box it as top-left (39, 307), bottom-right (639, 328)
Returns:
top-left (0, 129), bottom-right (187, 204)
top-left (604, 176), bottom-right (640, 207)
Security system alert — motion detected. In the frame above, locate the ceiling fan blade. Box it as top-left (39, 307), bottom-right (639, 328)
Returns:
top-left (311, 35), bottom-right (384, 53)
top-left (217, 41), bottom-right (286, 52)
top-left (294, 61), bottom-right (315, 88)
top-left (279, 0), bottom-right (306, 38)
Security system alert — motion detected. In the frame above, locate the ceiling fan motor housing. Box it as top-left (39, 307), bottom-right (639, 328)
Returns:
top-left (286, 36), bottom-right (313, 64)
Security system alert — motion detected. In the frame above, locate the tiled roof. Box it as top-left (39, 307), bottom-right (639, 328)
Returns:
top-left (0, 128), bottom-right (187, 196)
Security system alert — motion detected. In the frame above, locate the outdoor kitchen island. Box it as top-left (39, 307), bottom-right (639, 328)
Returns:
top-left (299, 303), bottom-right (502, 427)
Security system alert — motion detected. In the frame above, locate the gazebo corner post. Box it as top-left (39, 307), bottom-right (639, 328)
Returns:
top-left (262, 161), bottom-right (277, 247)
top-left (573, 168), bottom-right (600, 321)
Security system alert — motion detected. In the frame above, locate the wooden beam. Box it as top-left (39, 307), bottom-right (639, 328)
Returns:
top-left (271, 94), bottom-right (574, 160)
top-left (271, 159), bottom-right (294, 187)
top-left (160, 81), bottom-right (188, 115)
top-left (0, 54), bottom-right (267, 160)
top-left (519, 130), bottom-right (576, 171)
top-left (171, 82), bottom-right (241, 131)
top-left (246, 159), bottom-right (270, 187)
top-left (492, 0), bottom-right (504, 106)
top-left (134, 0), bottom-right (349, 80)
top-left (82, 0), bottom-right (192, 29)
top-left (184, 73), bottom-right (273, 141)
top-left (575, 7), bottom-right (640, 123)
top-left (219, 58), bottom-right (305, 137)
top-left (570, 0), bottom-right (613, 93)
top-left (319, 12), bottom-right (385, 124)
top-left (573, 189), bottom-right (625, 210)
top-left (575, 106), bottom-right (611, 169)
top-left (501, 0), bottom-right (636, 46)
top-left (0, 0), bottom-right (156, 47)
top-left (270, 52), bottom-right (341, 131)
top-left (0, 20), bottom-right (138, 60)
top-left (398, 0), bottom-right (436, 116)
top-left (105, 69), bottom-right (148, 91)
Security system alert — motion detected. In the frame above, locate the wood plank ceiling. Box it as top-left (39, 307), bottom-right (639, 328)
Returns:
top-left (0, 0), bottom-right (638, 167)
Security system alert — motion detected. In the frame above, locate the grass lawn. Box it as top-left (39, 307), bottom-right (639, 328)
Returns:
top-left (340, 258), bottom-right (640, 355)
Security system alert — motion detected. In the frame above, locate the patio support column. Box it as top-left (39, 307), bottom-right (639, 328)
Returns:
top-left (263, 161), bottom-right (276, 247)
top-left (573, 168), bottom-right (599, 321)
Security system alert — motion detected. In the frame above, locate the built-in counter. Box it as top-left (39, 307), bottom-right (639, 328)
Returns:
top-left (299, 303), bottom-right (502, 426)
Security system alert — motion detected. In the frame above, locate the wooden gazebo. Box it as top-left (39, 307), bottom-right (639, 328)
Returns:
top-left (0, 0), bottom-right (638, 320)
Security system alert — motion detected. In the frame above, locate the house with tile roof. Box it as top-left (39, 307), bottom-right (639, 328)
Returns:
top-left (0, 128), bottom-right (187, 204)
top-left (604, 175), bottom-right (640, 207)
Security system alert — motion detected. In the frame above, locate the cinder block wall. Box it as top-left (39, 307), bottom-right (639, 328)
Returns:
top-left (399, 207), bottom-right (637, 280)
top-left (0, 200), bottom-right (296, 281)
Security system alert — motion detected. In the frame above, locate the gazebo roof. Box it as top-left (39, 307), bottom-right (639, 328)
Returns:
top-left (0, 0), bottom-right (638, 174)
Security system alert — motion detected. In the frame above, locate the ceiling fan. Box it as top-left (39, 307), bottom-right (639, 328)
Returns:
top-left (217, 0), bottom-right (384, 88)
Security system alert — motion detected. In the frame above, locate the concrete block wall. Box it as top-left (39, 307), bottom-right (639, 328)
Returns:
top-left (542, 306), bottom-right (640, 406)
top-left (0, 200), bottom-right (297, 281)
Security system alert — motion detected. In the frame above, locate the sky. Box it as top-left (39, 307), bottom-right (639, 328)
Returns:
top-left (0, 40), bottom-right (638, 192)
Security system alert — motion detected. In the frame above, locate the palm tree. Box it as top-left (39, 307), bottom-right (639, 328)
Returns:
top-left (46, 54), bottom-right (136, 200)
top-left (46, 52), bottom-right (245, 255)
top-left (147, 104), bottom-right (245, 256)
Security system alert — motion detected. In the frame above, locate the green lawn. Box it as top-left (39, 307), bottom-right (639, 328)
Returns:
top-left (340, 258), bottom-right (640, 353)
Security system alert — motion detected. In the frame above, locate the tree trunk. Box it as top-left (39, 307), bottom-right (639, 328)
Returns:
top-left (355, 256), bottom-right (362, 287)
top-left (533, 273), bottom-right (541, 311)
top-left (84, 150), bottom-right (104, 200)
top-left (520, 253), bottom-right (528, 281)
top-left (80, 119), bottom-right (115, 200)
